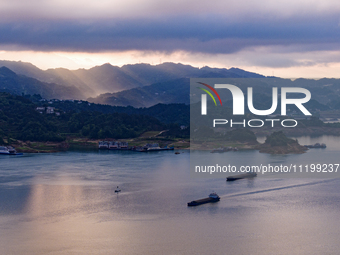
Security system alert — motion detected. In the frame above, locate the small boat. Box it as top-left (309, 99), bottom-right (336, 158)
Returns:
top-left (115, 186), bottom-right (121, 193)
top-left (0, 146), bottom-right (22, 155)
top-left (175, 152), bottom-right (180, 154)
top-left (304, 143), bottom-right (326, 149)
top-left (187, 192), bottom-right (220, 206)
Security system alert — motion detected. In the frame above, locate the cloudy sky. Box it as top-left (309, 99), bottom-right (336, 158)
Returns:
top-left (1, 0), bottom-right (340, 77)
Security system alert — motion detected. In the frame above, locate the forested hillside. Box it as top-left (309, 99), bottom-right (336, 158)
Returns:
top-left (0, 93), bottom-right (168, 142)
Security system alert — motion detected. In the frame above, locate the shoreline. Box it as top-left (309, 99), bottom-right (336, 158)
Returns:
top-left (11, 140), bottom-right (308, 155)
top-left (6, 131), bottom-right (331, 155)
top-left (10, 137), bottom-right (191, 154)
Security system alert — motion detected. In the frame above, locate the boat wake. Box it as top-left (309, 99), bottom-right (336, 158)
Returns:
top-left (220, 179), bottom-right (337, 199)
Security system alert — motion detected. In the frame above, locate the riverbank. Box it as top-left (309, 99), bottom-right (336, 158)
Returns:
top-left (8, 138), bottom-right (308, 155)
top-left (11, 141), bottom-right (69, 153)
top-left (9, 135), bottom-right (190, 153)
top-left (5, 131), bottom-right (325, 155)
top-left (191, 131), bottom-right (309, 154)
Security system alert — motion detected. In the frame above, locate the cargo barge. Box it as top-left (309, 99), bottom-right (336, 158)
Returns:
top-left (226, 172), bottom-right (257, 181)
top-left (187, 192), bottom-right (220, 206)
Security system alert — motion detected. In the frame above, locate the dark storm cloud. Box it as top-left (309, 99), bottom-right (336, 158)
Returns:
top-left (1, 15), bottom-right (340, 53)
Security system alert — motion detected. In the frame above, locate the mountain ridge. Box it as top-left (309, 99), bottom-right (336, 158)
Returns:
top-left (2, 60), bottom-right (340, 109)
top-left (0, 66), bottom-right (84, 99)
top-left (0, 60), bottom-right (266, 99)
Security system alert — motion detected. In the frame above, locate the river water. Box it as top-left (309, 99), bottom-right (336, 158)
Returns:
top-left (0, 136), bottom-right (340, 254)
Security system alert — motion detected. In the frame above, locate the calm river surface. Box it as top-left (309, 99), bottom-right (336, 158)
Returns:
top-left (0, 136), bottom-right (340, 254)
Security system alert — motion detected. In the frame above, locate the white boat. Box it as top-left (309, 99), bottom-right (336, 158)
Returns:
top-left (107, 141), bottom-right (129, 150)
top-left (98, 141), bottom-right (109, 149)
top-left (0, 146), bottom-right (19, 155)
top-left (109, 141), bottom-right (118, 149)
top-left (119, 142), bottom-right (128, 149)
top-left (146, 143), bottom-right (162, 151)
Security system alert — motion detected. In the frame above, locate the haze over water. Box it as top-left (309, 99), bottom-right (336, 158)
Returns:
top-left (0, 137), bottom-right (340, 254)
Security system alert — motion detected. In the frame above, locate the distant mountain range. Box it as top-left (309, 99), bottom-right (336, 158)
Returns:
top-left (0, 67), bottom-right (83, 100)
top-left (0, 60), bottom-right (265, 104)
top-left (1, 60), bottom-right (340, 110)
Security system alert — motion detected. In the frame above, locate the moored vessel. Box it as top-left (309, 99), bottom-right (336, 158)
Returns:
top-left (98, 141), bottom-right (109, 149)
top-left (0, 146), bottom-right (22, 155)
top-left (109, 141), bottom-right (118, 149)
top-left (304, 143), bottom-right (326, 149)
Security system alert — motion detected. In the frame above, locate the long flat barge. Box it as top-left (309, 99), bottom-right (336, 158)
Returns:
top-left (226, 172), bottom-right (257, 181)
top-left (187, 192), bottom-right (220, 207)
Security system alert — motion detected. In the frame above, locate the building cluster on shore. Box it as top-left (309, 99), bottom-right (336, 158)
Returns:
top-left (98, 141), bottom-right (129, 150)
